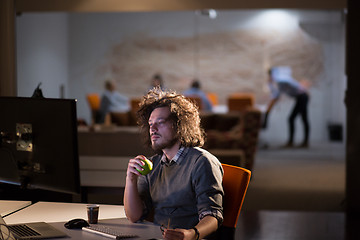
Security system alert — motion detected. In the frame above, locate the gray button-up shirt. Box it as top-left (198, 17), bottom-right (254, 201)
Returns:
top-left (137, 147), bottom-right (224, 229)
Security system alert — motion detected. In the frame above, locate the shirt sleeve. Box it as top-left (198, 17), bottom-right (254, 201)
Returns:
top-left (192, 154), bottom-right (224, 225)
top-left (137, 174), bottom-right (153, 221)
top-left (268, 82), bottom-right (280, 99)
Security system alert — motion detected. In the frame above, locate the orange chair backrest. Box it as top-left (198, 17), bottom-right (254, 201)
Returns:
top-left (207, 92), bottom-right (218, 106)
top-left (221, 163), bottom-right (251, 228)
top-left (227, 93), bottom-right (255, 112)
top-left (130, 98), bottom-right (142, 113)
top-left (87, 94), bottom-right (101, 110)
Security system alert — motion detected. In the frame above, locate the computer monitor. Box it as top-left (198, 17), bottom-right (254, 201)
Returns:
top-left (0, 97), bottom-right (80, 195)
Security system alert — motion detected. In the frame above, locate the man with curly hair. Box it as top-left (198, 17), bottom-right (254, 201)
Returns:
top-left (124, 87), bottom-right (224, 240)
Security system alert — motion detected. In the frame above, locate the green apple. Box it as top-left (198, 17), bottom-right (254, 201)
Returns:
top-left (137, 157), bottom-right (153, 175)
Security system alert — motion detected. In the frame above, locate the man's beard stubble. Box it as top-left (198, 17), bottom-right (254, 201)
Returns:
top-left (151, 135), bottom-right (179, 153)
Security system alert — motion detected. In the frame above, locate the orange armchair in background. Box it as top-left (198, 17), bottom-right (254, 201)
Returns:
top-left (130, 98), bottom-right (142, 119)
top-left (227, 93), bottom-right (255, 112)
top-left (130, 98), bottom-right (142, 113)
top-left (109, 98), bottom-right (140, 127)
top-left (86, 93), bottom-right (101, 124)
top-left (127, 98), bottom-right (142, 124)
top-left (207, 92), bottom-right (219, 106)
top-left (87, 93), bottom-right (100, 110)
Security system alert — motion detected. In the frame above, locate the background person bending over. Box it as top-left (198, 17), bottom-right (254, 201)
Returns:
top-left (264, 66), bottom-right (310, 148)
top-left (124, 87), bottom-right (224, 240)
top-left (98, 80), bottom-right (130, 123)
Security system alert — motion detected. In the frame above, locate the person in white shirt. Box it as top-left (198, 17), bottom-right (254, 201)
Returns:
top-left (264, 66), bottom-right (310, 148)
top-left (183, 80), bottom-right (213, 112)
top-left (98, 80), bottom-right (130, 123)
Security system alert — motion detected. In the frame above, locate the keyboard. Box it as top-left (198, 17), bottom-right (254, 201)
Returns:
top-left (8, 224), bottom-right (41, 237)
top-left (82, 225), bottom-right (138, 239)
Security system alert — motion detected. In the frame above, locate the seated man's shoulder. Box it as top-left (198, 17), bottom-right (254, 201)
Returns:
top-left (191, 147), bottom-right (221, 165)
top-left (190, 147), bottom-right (210, 157)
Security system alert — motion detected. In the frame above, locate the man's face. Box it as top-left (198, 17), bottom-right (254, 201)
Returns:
top-left (148, 107), bottom-right (177, 151)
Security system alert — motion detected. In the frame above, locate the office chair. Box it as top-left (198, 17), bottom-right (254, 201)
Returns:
top-left (207, 92), bottom-right (218, 106)
top-left (130, 98), bottom-right (142, 113)
top-left (227, 93), bottom-right (255, 112)
top-left (219, 163), bottom-right (251, 239)
top-left (86, 93), bottom-right (101, 124)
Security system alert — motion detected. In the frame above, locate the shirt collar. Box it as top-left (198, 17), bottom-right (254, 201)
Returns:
top-left (161, 146), bottom-right (187, 165)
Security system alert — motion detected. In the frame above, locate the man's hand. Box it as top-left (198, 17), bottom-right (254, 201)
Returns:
top-left (124, 155), bottom-right (147, 223)
top-left (126, 155), bottom-right (146, 182)
top-left (162, 215), bottom-right (217, 239)
top-left (263, 97), bottom-right (278, 129)
top-left (162, 228), bottom-right (196, 240)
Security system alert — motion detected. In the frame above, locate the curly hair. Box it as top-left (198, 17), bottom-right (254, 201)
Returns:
top-left (136, 87), bottom-right (205, 149)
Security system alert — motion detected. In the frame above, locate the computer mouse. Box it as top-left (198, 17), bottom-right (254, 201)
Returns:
top-left (64, 218), bottom-right (90, 229)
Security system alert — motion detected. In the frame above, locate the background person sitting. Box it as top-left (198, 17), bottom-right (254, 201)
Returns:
top-left (149, 73), bottom-right (166, 91)
top-left (99, 79), bottom-right (130, 123)
top-left (183, 79), bottom-right (213, 112)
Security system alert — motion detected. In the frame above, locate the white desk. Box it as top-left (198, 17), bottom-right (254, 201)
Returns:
top-left (4, 201), bottom-right (125, 224)
top-left (3, 201), bottom-right (163, 239)
top-left (51, 218), bottom-right (163, 240)
top-left (0, 200), bottom-right (31, 217)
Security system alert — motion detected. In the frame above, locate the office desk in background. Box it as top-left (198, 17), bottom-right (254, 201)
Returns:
top-left (0, 200), bottom-right (31, 217)
top-left (3, 201), bottom-right (163, 239)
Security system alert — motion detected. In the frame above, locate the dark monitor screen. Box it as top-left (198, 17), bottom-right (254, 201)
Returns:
top-left (0, 97), bottom-right (80, 194)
